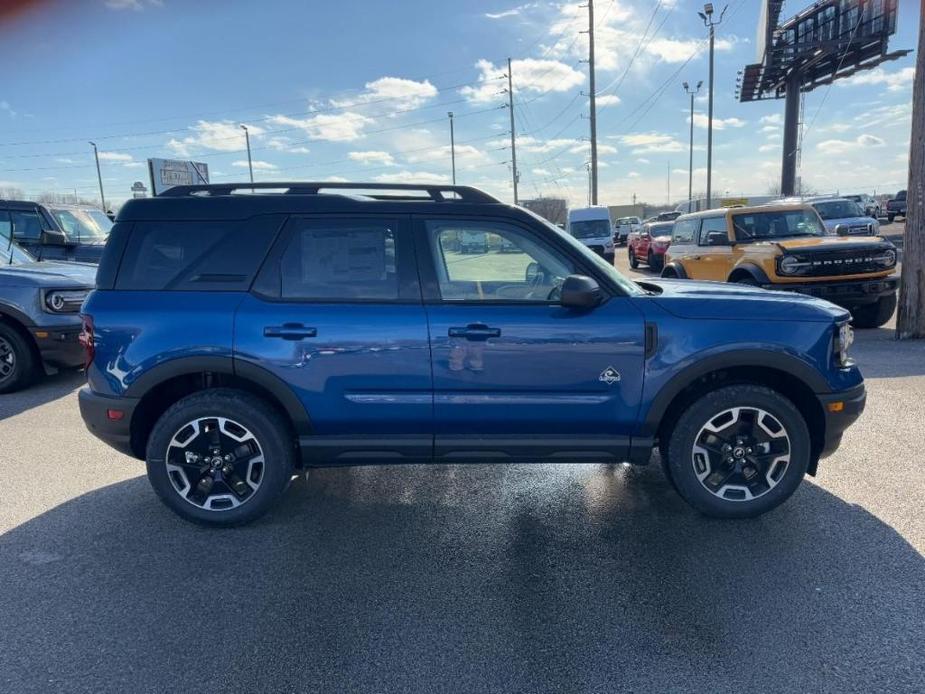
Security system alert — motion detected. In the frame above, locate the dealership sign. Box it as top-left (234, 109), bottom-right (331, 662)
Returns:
top-left (147, 158), bottom-right (209, 195)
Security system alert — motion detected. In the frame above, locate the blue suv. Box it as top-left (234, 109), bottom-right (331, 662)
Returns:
top-left (79, 183), bottom-right (866, 526)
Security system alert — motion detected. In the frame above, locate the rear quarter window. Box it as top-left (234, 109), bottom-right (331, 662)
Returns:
top-left (114, 215), bottom-right (283, 291)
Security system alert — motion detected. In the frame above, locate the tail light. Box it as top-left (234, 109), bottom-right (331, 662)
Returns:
top-left (78, 314), bottom-right (95, 369)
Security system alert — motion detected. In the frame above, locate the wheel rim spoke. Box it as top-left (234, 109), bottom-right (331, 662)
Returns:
top-left (692, 406), bottom-right (791, 502)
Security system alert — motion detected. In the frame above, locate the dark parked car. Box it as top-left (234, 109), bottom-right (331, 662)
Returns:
top-left (80, 182), bottom-right (865, 527)
top-left (886, 190), bottom-right (906, 223)
top-left (0, 231), bottom-right (95, 393)
top-left (0, 200), bottom-right (112, 263)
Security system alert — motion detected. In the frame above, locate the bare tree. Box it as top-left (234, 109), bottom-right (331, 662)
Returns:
top-left (0, 186), bottom-right (25, 200)
top-left (897, 8), bottom-right (924, 340)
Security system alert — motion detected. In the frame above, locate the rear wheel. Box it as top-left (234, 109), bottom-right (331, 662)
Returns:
top-left (647, 251), bottom-right (663, 272)
top-left (851, 293), bottom-right (896, 329)
top-left (665, 385), bottom-right (810, 518)
top-left (888, 213), bottom-right (895, 223)
top-left (0, 322), bottom-right (37, 394)
top-left (628, 248), bottom-right (639, 269)
top-left (146, 389), bottom-right (295, 526)
top-left (733, 276), bottom-right (758, 286)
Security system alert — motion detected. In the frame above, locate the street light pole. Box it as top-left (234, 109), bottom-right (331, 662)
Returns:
top-left (586, 0), bottom-right (599, 206)
top-left (448, 111), bottom-right (456, 185)
top-left (699, 3), bottom-right (726, 209)
top-left (240, 124), bottom-right (254, 184)
top-left (683, 81), bottom-right (703, 208)
top-left (89, 141), bottom-right (106, 212)
top-left (506, 57), bottom-right (519, 205)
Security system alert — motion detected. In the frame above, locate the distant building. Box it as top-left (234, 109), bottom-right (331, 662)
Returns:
top-left (522, 197), bottom-right (567, 226)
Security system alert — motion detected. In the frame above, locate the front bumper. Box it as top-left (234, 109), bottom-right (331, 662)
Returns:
top-left (817, 383), bottom-right (866, 459)
top-left (79, 387), bottom-right (141, 458)
top-left (30, 326), bottom-right (83, 370)
top-left (763, 276), bottom-right (897, 307)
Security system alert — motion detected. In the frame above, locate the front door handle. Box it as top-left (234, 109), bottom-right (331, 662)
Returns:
top-left (448, 323), bottom-right (501, 341)
top-left (264, 324), bottom-right (318, 340)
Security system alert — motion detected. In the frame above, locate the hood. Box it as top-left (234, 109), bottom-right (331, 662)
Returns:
top-left (773, 236), bottom-right (890, 251)
top-left (639, 278), bottom-right (849, 323)
top-left (0, 260), bottom-right (97, 286)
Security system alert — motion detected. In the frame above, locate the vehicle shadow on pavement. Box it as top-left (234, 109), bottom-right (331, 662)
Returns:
top-left (0, 371), bottom-right (84, 423)
top-left (1, 462), bottom-right (922, 693)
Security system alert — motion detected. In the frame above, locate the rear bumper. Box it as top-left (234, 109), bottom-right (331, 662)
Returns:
top-left (30, 326), bottom-right (83, 369)
top-left (79, 386), bottom-right (140, 458)
top-left (818, 383), bottom-right (866, 459)
top-left (763, 276), bottom-right (897, 307)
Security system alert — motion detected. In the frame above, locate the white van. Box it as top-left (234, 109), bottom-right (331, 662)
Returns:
top-left (566, 206), bottom-right (615, 261)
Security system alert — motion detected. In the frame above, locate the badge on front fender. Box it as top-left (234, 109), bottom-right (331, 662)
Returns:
top-left (599, 367), bottom-right (621, 384)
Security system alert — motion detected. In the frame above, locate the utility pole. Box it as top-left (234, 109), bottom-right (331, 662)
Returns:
top-left (683, 81), bottom-right (702, 207)
top-left (240, 124), bottom-right (254, 184)
top-left (586, 163), bottom-right (592, 207)
top-left (897, 12), bottom-right (925, 340)
top-left (506, 57), bottom-right (519, 205)
top-left (89, 141), bottom-right (106, 212)
top-left (667, 160), bottom-right (671, 207)
top-left (699, 3), bottom-right (726, 209)
top-left (584, 0), bottom-right (599, 205)
top-left (447, 111), bottom-right (457, 185)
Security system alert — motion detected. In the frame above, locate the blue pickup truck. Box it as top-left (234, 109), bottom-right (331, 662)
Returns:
top-left (79, 183), bottom-right (865, 526)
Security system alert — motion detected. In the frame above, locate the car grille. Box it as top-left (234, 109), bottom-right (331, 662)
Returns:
top-left (784, 249), bottom-right (891, 277)
top-left (845, 224), bottom-right (872, 235)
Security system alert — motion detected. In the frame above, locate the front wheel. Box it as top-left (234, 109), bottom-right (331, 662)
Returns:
top-left (0, 322), bottom-right (37, 394)
top-left (887, 214), bottom-right (895, 223)
top-left (146, 389), bottom-right (295, 526)
top-left (664, 385), bottom-right (811, 519)
top-left (628, 248), bottom-right (639, 269)
top-left (851, 293), bottom-right (896, 329)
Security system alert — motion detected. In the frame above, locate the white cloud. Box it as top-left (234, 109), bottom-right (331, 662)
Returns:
top-left (689, 114), bottom-right (745, 129)
top-left (840, 67), bottom-right (914, 92)
top-left (406, 144), bottom-right (486, 165)
top-left (619, 133), bottom-right (685, 154)
top-left (461, 58), bottom-right (584, 103)
top-left (485, 3), bottom-right (537, 19)
top-left (267, 112), bottom-right (372, 142)
top-left (644, 37), bottom-right (733, 63)
top-left (232, 159), bottom-right (277, 171)
top-left (758, 144), bottom-right (777, 152)
top-left (532, 168), bottom-right (551, 176)
top-left (636, 157), bottom-right (650, 164)
top-left (817, 133), bottom-right (885, 154)
top-left (596, 94), bottom-right (621, 106)
top-left (627, 171), bottom-right (640, 178)
top-left (167, 120), bottom-right (263, 156)
top-left (265, 136), bottom-right (310, 154)
top-left (760, 114), bottom-right (783, 126)
top-left (104, 0), bottom-right (163, 9)
top-left (97, 151), bottom-right (134, 162)
top-left (760, 125), bottom-right (779, 133)
top-left (348, 151), bottom-right (396, 166)
top-left (373, 170), bottom-right (450, 184)
top-left (0, 100), bottom-right (16, 118)
top-left (331, 77), bottom-right (438, 111)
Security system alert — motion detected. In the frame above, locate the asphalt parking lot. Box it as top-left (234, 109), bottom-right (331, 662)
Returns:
top-left (1, 228), bottom-right (923, 693)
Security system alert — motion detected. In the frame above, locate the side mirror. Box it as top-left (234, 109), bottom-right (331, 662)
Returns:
top-left (834, 224), bottom-right (849, 237)
top-left (706, 231), bottom-right (728, 246)
top-left (40, 229), bottom-right (68, 245)
top-left (560, 274), bottom-right (603, 309)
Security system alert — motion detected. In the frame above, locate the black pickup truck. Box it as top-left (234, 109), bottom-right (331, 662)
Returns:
top-left (886, 190), bottom-right (906, 223)
top-left (0, 200), bottom-right (111, 263)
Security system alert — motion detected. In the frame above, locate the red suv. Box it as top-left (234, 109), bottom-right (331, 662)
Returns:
top-left (628, 221), bottom-right (673, 271)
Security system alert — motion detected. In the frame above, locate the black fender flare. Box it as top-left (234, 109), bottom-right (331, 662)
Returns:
top-left (0, 302), bottom-right (36, 328)
top-left (727, 263), bottom-right (770, 285)
top-left (660, 262), bottom-right (688, 279)
top-left (639, 348), bottom-right (830, 438)
top-left (124, 355), bottom-right (312, 435)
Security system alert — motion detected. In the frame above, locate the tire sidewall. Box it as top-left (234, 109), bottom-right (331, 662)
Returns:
top-left (666, 385), bottom-right (811, 519)
top-left (0, 322), bottom-right (36, 394)
top-left (146, 390), bottom-right (294, 526)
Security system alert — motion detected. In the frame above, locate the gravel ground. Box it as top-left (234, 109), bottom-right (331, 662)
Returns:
top-left (0, 249), bottom-right (922, 692)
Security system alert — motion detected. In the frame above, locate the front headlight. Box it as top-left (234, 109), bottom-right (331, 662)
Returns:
top-left (834, 322), bottom-right (854, 368)
top-left (779, 255), bottom-right (801, 275)
top-left (42, 288), bottom-right (90, 314)
top-left (874, 248), bottom-right (896, 268)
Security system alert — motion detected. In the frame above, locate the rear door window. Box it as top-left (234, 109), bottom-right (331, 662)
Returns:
top-left (671, 218), bottom-right (700, 244)
top-left (10, 210), bottom-right (44, 241)
top-left (698, 216), bottom-right (729, 245)
top-left (115, 216), bottom-right (282, 291)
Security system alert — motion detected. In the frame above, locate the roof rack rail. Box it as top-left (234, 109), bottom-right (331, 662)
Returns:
top-left (157, 181), bottom-right (501, 203)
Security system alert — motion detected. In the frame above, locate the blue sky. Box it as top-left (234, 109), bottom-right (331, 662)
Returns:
top-left (0, 0), bottom-right (919, 208)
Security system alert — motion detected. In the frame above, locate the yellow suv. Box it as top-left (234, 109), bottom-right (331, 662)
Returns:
top-left (661, 204), bottom-right (898, 328)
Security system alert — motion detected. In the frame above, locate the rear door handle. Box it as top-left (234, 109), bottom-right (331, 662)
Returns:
top-left (264, 324), bottom-right (318, 340)
top-left (448, 323), bottom-right (501, 340)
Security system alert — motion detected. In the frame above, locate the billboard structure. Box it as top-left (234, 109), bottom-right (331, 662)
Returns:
top-left (147, 158), bottom-right (209, 196)
top-left (737, 0), bottom-right (910, 195)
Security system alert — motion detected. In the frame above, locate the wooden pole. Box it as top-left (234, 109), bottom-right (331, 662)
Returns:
top-left (896, 1), bottom-right (925, 339)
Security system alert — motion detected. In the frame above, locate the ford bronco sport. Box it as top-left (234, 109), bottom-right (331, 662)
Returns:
top-left (0, 200), bottom-right (112, 263)
top-left (661, 204), bottom-right (898, 329)
top-left (79, 183), bottom-right (865, 526)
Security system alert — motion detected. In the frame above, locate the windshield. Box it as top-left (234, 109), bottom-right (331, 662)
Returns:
top-left (617, 217), bottom-right (640, 225)
top-left (731, 210), bottom-right (826, 241)
top-left (569, 219), bottom-right (612, 239)
top-left (0, 229), bottom-right (36, 265)
top-left (524, 209), bottom-right (644, 296)
top-left (813, 200), bottom-right (864, 220)
top-left (49, 207), bottom-right (113, 241)
top-left (647, 222), bottom-right (674, 237)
